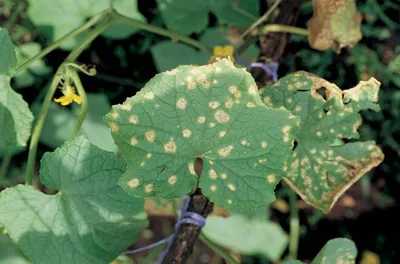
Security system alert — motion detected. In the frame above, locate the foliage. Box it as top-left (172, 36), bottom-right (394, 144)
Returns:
top-left (0, 28), bottom-right (33, 155)
top-left (105, 59), bottom-right (299, 211)
top-left (0, 0), bottom-right (397, 263)
top-left (0, 136), bottom-right (147, 264)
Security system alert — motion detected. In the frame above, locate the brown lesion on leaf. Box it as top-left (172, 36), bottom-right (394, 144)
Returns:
top-left (307, 0), bottom-right (362, 52)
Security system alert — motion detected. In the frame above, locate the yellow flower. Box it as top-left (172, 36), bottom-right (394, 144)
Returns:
top-left (213, 45), bottom-right (235, 62)
top-left (54, 85), bottom-right (82, 106)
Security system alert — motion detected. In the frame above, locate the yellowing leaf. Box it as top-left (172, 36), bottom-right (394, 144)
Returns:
top-left (360, 251), bottom-right (380, 264)
top-left (307, 0), bottom-right (362, 52)
top-left (261, 72), bottom-right (384, 212)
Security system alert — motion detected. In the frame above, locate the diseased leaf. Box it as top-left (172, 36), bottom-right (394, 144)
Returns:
top-left (156, 0), bottom-right (259, 35)
top-left (307, 0), bottom-right (362, 52)
top-left (283, 238), bottom-right (357, 264)
top-left (0, 28), bottom-right (34, 155)
top-left (27, 0), bottom-right (146, 50)
top-left (0, 136), bottom-right (148, 264)
top-left (105, 59), bottom-right (299, 211)
top-left (260, 72), bottom-right (384, 212)
top-left (203, 215), bottom-right (288, 261)
top-left (312, 238), bottom-right (357, 264)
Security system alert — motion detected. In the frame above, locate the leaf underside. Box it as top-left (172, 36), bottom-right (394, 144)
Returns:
top-left (0, 136), bottom-right (147, 264)
top-left (105, 59), bottom-right (299, 211)
top-left (261, 72), bottom-right (384, 212)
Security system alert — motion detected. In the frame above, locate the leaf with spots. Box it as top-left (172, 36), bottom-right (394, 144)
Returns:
top-left (260, 72), bottom-right (384, 212)
top-left (105, 59), bottom-right (299, 211)
top-left (0, 136), bottom-right (148, 264)
top-left (283, 238), bottom-right (357, 264)
top-left (312, 238), bottom-right (357, 264)
top-left (307, 0), bottom-right (362, 52)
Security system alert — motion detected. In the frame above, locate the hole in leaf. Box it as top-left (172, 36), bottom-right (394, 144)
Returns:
top-left (195, 157), bottom-right (203, 177)
top-left (292, 141), bottom-right (298, 152)
top-left (317, 87), bottom-right (327, 100)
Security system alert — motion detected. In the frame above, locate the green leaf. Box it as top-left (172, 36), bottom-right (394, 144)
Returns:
top-left (0, 234), bottom-right (30, 264)
top-left (260, 72), bottom-right (384, 212)
top-left (312, 238), bottom-right (357, 264)
top-left (0, 28), bottom-right (17, 75)
top-left (157, 0), bottom-right (259, 35)
top-left (151, 41), bottom-right (209, 72)
top-left (200, 27), bottom-right (230, 47)
top-left (0, 136), bottom-right (148, 264)
top-left (35, 94), bottom-right (117, 152)
top-left (27, 0), bottom-right (146, 50)
top-left (105, 59), bottom-right (299, 211)
top-left (202, 215), bottom-right (288, 261)
top-left (0, 28), bottom-right (34, 155)
top-left (14, 42), bottom-right (51, 88)
top-left (283, 261), bottom-right (304, 264)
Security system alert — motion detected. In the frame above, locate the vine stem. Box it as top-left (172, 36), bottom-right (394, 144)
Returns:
top-left (13, 9), bottom-right (110, 76)
top-left (288, 190), bottom-right (300, 259)
top-left (24, 18), bottom-right (113, 185)
top-left (240, 0), bottom-right (281, 39)
top-left (111, 10), bottom-right (212, 54)
top-left (257, 24), bottom-right (309, 36)
top-left (199, 233), bottom-right (240, 264)
top-left (0, 155), bottom-right (12, 183)
top-left (69, 71), bottom-right (88, 139)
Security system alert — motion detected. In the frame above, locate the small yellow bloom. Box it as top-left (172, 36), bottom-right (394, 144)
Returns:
top-left (54, 85), bottom-right (82, 106)
top-left (213, 45), bottom-right (235, 62)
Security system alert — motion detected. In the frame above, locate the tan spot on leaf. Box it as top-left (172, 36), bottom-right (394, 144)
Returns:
top-left (225, 98), bottom-right (233, 109)
top-left (129, 115), bottom-right (139, 124)
top-left (209, 169), bottom-right (217, 179)
top-left (130, 137), bottom-right (138, 146)
top-left (261, 141), bottom-right (268, 148)
top-left (145, 131), bottom-right (156, 143)
top-left (120, 103), bottom-right (132, 111)
top-left (197, 116), bottom-right (206, 123)
top-left (144, 92), bottom-right (155, 100)
top-left (111, 112), bottom-right (119, 119)
top-left (267, 174), bottom-right (276, 183)
top-left (164, 140), bottom-right (177, 153)
top-left (109, 123), bottom-right (118, 132)
top-left (128, 178), bottom-right (139, 188)
top-left (210, 185), bottom-right (217, 192)
top-left (246, 102), bottom-right (256, 108)
top-left (176, 97), bottom-right (187, 110)
top-left (209, 101), bottom-right (220, 109)
top-left (145, 184), bottom-right (153, 193)
top-left (215, 110), bottom-right (230, 123)
top-left (221, 173), bottom-right (228, 179)
top-left (218, 145), bottom-right (233, 157)
top-left (168, 175), bottom-right (177, 185)
top-left (182, 129), bottom-right (192, 138)
top-left (228, 183), bottom-right (236, 191)
top-left (219, 130), bottom-right (227, 137)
